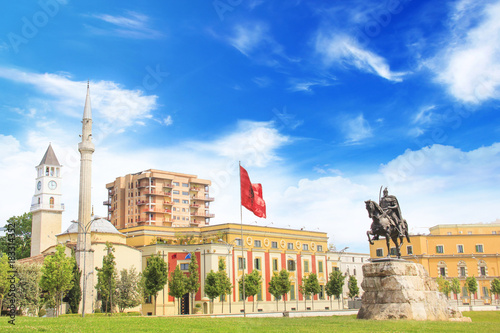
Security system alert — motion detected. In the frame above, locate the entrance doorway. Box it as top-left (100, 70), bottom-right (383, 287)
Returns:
top-left (180, 293), bottom-right (190, 315)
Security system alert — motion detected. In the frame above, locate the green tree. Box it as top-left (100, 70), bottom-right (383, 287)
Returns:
top-left (466, 276), bottom-right (478, 306)
top-left (0, 254), bottom-right (11, 312)
top-left (436, 276), bottom-right (451, 299)
top-left (268, 272), bottom-right (282, 311)
top-left (95, 242), bottom-right (118, 314)
top-left (348, 275), bottom-right (359, 300)
top-left (116, 267), bottom-right (143, 313)
top-left (217, 258), bottom-right (232, 314)
top-left (490, 278), bottom-right (500, 305)
top-left (204, 270), bottom-right (220, 313)
top-left (15, 262), bottom-right (42, 316)
top-left (65, 258), bottom-right (81, 314)
top-left (185, 253), bottom-right (200, 315)
top-left (326, 270), bottom-right (345, 310)
top-left (40, 245), bottom-right (75, 317)
top-left (304, 273), bottom-right (321, 311)
top-left (0, 213), bottom-right (32, 260)
top-left (168, 265), bottom-right (186, 315)
top-left (142, 253), bottom-right (168, 316)
top-left (239, 269), bottom-right (261, 312)
top-left (450, 277), bottom-right (461, 308)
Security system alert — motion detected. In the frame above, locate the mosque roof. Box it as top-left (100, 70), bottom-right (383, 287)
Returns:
top-left (59, 217), bottom-right (122, 236)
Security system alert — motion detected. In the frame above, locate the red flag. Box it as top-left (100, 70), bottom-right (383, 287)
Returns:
top-left (240, 166), bottom-right (266, 218)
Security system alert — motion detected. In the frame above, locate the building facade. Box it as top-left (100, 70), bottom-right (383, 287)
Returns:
top-left (369, 222), bottom-right (500, 303)
top-left (104, 170), bottom-right (213, 229)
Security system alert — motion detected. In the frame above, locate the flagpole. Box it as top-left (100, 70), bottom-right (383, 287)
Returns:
top-left (239, 161), bottom-right (246, 317)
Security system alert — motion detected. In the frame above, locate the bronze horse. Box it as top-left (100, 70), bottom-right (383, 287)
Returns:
top-left (365, 200), bottom-right (410, 258)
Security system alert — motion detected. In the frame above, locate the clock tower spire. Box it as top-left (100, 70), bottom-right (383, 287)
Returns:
top-left (76, 82), bottom-right (95, 314)
top-left (30, 143), bottom-right (64, 256)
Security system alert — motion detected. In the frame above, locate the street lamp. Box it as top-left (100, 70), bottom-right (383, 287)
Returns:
top-left (74, 217), bottom-right (98, 318)
top-left (218, 238), bottom-right (237, 313)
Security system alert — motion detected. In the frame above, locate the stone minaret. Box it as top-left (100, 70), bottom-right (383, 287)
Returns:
top-left (76, 82), bottom-right (95, 314)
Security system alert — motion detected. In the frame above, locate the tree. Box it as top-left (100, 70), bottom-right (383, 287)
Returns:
top-left (304, 273), bottom-right (321, 311)
top-left (40, 245), bottom-right (75, 317)
top-left (268, 273), bottom-right (282, 311)
top-left (466, 276), bottom-right (478, 306)
top-left (0, 213), bottom-right (32, 260)
top-left (0, 254), bottom-right (11, 313)
top-left (239, 269), bottom-right (261, 312)
top-left (268, 269), bottom-right (291, 312)
top-left (326, 270), bottom-right (345, 310)
top-left (217, 258), bottom-right (232, 313)
top-left (168, 265), bottom-right (186, 315)
top-left (95, 242), bottom-right (118, 314)
top-left (116, 267), bottom-right (143, 313)
top-left (450, 277), bottom-right (461, 308)
top-left (185, 253), bottom-right (200, 315)
top-left (15, 262), bottom-right (42, 316)
top-left (65, 258), bottom-right (81, 314)
top-left (142, 253), bottom-right (168, 316)
top-left (348, 276), bottom-right (359, 300)
top-left (490, 278), bottom-right (500, 305)
top-left (436, 276), bottom-right (450, 299)
top-left (204, 270), bottom-right (220, 313)
top-left (298, 279), bottom-right (308, 310)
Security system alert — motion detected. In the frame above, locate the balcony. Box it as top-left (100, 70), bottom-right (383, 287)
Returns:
top-left (31, 203), bottom-right (65, 211)
top-left (103, 200), bottom-right (111, 206)
top-left (190, 203), bottom-right (200, 208)
top-left (190, 212), bottom-right (215, 218)
top-left (164, 201), bottom-right (173, 206)
top-left (145, 190), bottom-right (172, 197)
top-left (163, 184), bottom-right (173, 189)
top-left (190, 187), bottom-right (200, 192)
top-left (191, 195), bottom-right (214, 202)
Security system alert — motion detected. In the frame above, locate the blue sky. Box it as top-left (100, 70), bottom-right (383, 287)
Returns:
top-left (1, 0), bottom-right (499, 252)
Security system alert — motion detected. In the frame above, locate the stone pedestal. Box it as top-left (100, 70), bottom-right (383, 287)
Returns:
top-left (357, 260), bottom-right (459, 321)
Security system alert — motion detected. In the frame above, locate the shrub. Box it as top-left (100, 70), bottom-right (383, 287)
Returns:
top-left (38, 309), bottom-right (46, 317)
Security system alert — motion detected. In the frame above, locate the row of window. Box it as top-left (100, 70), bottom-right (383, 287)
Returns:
top-left (237, 257), bottom-right (325, 274)
top-left (233, 238), bottom-right (323, 252)
top-left (436, 244), bottom-right (484, 254)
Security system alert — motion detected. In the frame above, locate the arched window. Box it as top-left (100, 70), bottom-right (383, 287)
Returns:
top-left (50, 197), bottom-right (54, 208)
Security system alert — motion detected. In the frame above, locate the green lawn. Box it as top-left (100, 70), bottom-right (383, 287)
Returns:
top-left (1, 311), bottom-right (499, 332)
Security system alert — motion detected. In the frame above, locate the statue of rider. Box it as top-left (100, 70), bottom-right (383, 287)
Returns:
top-left (379, 187), bottom-right (404, 237)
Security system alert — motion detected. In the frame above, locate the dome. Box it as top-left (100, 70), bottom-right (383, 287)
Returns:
top-left (60, 216), bottom-right (122, 235)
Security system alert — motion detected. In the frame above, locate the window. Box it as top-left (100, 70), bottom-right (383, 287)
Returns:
top-left (353, 268), bottom-right (357, 276)
top-left (290, 285), bottom-right (295, 300)
top-left (390, 248), bottom-right (397, 256)
top-left (352, 257), bottom-right (355, 262)
top-left (271, 241), bottom-right (278, 249)
top-left (447, 232), bottom-right (452, 235)
top-left (173, 190), bottom-right (180, 195)
top-left (254, 258), bottom-right (261, 270)
top-left (287, 260), bottom-right (296, 271)
top-left (483, 286), bottom-right (489, 297)
top-left (182, 200), bottom-right (188, 204)
top-left (287, 242), bottom-right (294, 250)
top-left (303, 260), bottom-right (309, 273)
top-left (182, 191), bottom-right (189, 196)
top-left (407, 245), bottom-right (413, 255)
top-left (462, 286), bottom-right (468, 297)
top-left (182, 183), bottom-right (189, 187)
top-left (493, 231), bottom-right (497, 234)
top-left (238, 257), bottom-right (246, 269)
top-left (457, 245), bottom-right (464, 253)
top-left (468, 231), bottom-right (472, 235)
top-left (480, 266), bottom-right (486, 276)
top-left (460, 266), bottom-right (466, 277)
top-left (318, 261), bottom-right (324, 273)
top-left (235, 238), bottom-right (242, 246)
top-left (273, 259), bottom-right (278, 271)
top-left (254, 240), bottom-right (262, 247)
top-left (319, 285), bottom-right (325, 299)
top-left (376, 248), bottom-right (383, 257)
top-left (317, 245), bottom-right (323, 252)
top-left (303, 244), bottom-right (309, 251)
top-left (439, 267), bottom-right (446, 277)
top-left (173, 182), bottom-right (179, 186)
top-left (257, 289), bottom-right (262, 301)
top-left (180, 263), bottom-right (189, 270)
top-left (173, 199), bottom-right (180, 203)
top-left (475, 244), bottom-right (484, 253)
top-left (436, 245), bottom-right (444, 254)
top-left (145, 295), bottom-right (152, 304)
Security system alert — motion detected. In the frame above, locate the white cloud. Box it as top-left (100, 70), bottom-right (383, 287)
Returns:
top-left (89, 11), bottom-right (162, 39)
top-left (288, 78), bottom-right (333, 92)
top-left (315, 33), bottom-right (406, 82)
top-left (341, 114), bottom-right (373, 143)
top-left (0, 67), bottom-right (159, 136)
top-left (434, 1), bottom-right (500, 103)
top-left (228, 23), bottom-right (269, 56)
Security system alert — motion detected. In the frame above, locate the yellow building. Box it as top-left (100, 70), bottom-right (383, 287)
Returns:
top-left (369, 222), bottom-right (500, 303)
top-left (104, 169), bottom-right (213, 229)
top-left (119, 223), bottom-right (352, 315)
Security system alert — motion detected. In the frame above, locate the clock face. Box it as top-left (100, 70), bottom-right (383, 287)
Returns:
top-left (37, 181), bottom-right (41, 191)
top-left (48, 180), bottom-right (57, 190)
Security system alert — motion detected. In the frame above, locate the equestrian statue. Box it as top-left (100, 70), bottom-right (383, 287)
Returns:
top-left (365, 187), bottom-right (410, 258)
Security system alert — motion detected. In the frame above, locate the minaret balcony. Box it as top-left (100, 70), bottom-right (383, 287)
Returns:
top-left (31, 203), bottom-right (65, 211)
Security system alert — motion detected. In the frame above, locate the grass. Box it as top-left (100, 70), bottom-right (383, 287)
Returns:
top-left (0, 311), bottom-right (499, 332)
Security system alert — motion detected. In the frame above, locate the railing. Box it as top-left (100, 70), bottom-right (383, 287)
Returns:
top-left (191, 196), bottom-right (214, 201)
top-left (190, 212), bottom-right (215, 218)
top-left (103, 200), bottom-right (111, 205)
top-left (31, 203), bottom-right (65, 211)
top-left (190, 187), bottom-right (200, 191)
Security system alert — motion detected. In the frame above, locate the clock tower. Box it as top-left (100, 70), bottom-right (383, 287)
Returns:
top-left (30, 143), bottom-right (64, 256)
